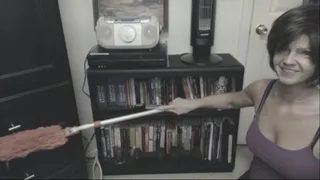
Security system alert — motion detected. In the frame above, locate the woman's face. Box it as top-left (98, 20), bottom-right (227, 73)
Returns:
top-left (273, 35), bottom-right (315, 86)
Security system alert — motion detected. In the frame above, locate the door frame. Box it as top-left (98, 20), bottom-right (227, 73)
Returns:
top-left (236, 0), bottom-right (254, 69)
top-left (235, 0), bottom-right (254, 144)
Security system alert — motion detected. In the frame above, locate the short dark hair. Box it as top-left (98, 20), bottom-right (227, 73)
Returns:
top-left (267, 4), bottom-right (319, 84)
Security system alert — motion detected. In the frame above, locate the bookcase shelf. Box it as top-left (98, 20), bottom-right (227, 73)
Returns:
top-left (87, 54), bottom-right (244, 175)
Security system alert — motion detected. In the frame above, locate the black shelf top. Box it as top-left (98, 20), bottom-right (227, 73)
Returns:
top-left (168, 54), bottom-right (243, 69)
top-left (87, 53), bottom-right (244, 77)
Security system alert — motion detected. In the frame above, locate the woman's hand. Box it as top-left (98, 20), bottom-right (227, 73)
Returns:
top-left (157, 98), bottom-right (200, 115)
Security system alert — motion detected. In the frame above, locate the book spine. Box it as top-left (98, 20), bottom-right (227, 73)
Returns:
top-left (100, 128), bottom-right (107, 159)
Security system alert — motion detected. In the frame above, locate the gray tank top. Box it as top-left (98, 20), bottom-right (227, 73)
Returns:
top-left (246, 79), bottom-right (320, 179)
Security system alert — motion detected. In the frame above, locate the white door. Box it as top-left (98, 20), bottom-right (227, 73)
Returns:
top-left (237, 0), bottom-right (304, 144)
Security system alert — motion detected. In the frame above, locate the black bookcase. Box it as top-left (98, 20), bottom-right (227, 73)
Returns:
top-left (87, 54), bottom-right (244, 175)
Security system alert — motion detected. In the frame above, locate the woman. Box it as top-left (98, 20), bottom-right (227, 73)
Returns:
top-left (159, 4), bottom-right (319, 179)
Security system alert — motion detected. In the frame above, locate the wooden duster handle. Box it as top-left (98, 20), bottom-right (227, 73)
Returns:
top-left (67, 109), bottom-right (163, 135)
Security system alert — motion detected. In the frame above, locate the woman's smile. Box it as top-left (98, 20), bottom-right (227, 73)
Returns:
top-left (280, 67), bottom-right (299, 74)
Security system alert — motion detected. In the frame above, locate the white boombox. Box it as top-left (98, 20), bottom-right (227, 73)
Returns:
top-left (95, 16), bottom-right (161, 50)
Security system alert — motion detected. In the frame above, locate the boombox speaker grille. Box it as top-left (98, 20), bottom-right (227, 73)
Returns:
top-left (143, 25), bottom-right (157, 39)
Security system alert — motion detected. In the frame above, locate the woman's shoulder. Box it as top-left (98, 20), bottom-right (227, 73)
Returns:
top-left (244, 78), bottom-right (275, 106)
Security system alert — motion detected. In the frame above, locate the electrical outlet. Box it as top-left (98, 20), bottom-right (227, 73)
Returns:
top-left (86, 149), bottom-right (98, 158)
top-left (85, 150), bottom-right (103, 179)
top-left (86, 157), bottom-right (98, 179)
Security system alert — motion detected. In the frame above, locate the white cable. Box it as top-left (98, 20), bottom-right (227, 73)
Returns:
top-left (92, 154), bottom-right (103, 180)
top-left (92, 157), bottom-right (96, 180)
top-left (97, 155), bottom-right (103, 179)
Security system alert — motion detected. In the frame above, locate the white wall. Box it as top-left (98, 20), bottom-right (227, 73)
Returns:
top-left (58, 0), bottom-right (98, 157)
top-left (57, 0), bottom-right (253, 155)
top-left (167, 0), bottom-right (252, 64)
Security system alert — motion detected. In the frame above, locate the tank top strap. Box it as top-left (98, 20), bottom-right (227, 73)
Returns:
top-left (256, 79), bottom-right (277, 114)
top-left (310, 126), bottom-right (320, 149)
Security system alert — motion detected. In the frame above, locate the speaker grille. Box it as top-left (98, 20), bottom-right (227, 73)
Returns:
top-left (198, 0), bottom-right (213, 31)
top-left (99, 26), bottom-right (113, 39)
top-left (143, 25), bottom-right (157, 39)
top-left (97, 25), bottom-right (113, 45)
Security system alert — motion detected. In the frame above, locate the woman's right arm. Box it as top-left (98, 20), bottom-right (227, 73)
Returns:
top-left (159, 79), bottom-right (265, 115)
top-left (194, 81), bottom-right (256, 109)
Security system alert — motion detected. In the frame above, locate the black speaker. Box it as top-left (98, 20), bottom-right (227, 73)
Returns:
top-left (181, 0), bottom-right (223, 66)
